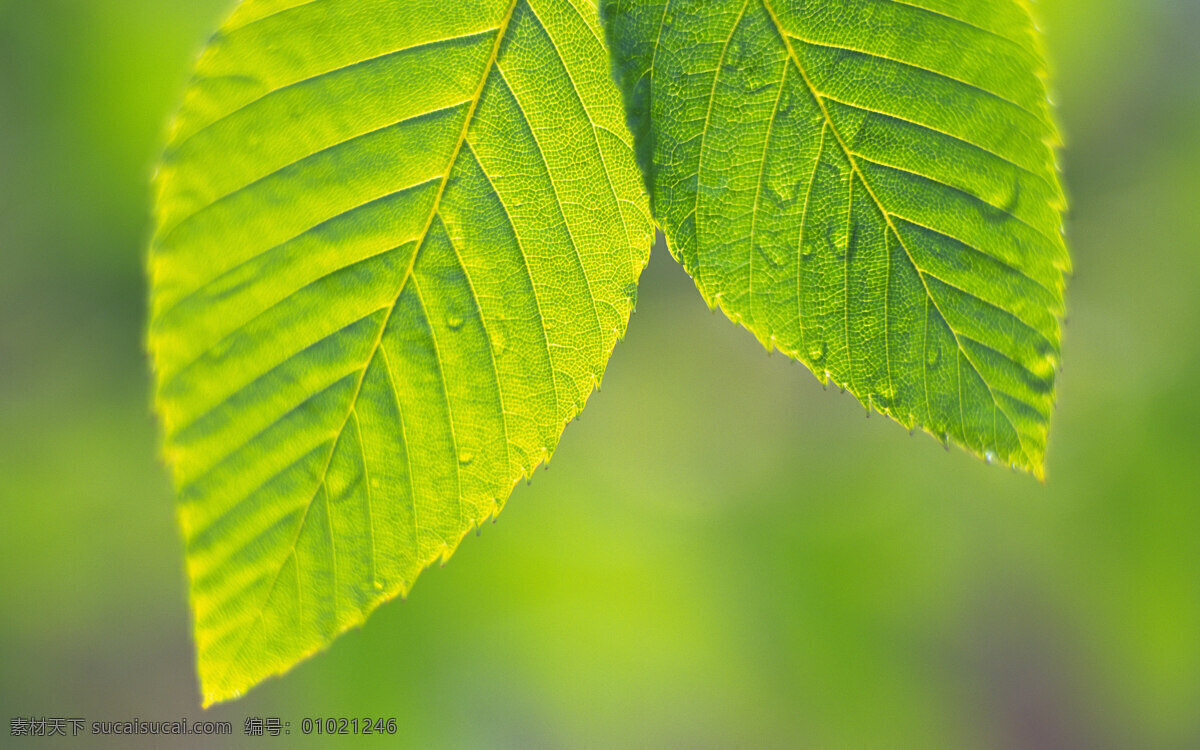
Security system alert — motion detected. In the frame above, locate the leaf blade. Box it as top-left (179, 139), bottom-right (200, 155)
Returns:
top-left (150, 0), bottom-right (652, 705)
top-left (603, 0), bottom-right (1068, 475)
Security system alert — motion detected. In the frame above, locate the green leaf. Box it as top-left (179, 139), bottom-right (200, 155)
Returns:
top-left (148, 0), bottom-right (652, 705)
top-left (603, 0), bottom-right (1069, 476)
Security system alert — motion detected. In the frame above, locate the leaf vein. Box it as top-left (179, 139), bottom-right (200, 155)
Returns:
top-left (786, 34), bottom-right (1043, 120)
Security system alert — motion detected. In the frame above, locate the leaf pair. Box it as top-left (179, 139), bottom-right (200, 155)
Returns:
top-left (148, 0), bottom-right (1068, 704)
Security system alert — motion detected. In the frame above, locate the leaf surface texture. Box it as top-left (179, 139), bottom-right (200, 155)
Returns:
top-left (604, 0), bottom-right (1069, 474)
top-left (149, 0), bottom-right (652, 704)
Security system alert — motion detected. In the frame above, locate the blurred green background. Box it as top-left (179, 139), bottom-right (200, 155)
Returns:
top-left (1, 0), bottom-right (1197, 747)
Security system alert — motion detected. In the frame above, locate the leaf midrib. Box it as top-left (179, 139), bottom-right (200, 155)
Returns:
top-left (212, 0), bottom-right (522, 696)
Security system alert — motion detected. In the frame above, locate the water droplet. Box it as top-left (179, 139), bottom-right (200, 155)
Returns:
top-left (984, 450), bottom-right (996, 465)
top-left (623, 282), bottom-right (638, 305)
top-left (458, 451), bottom-right (474, 466)
top-left (926, 345), bottom-right (941, 368)
top-left (745, 78), bottom-right (774, 97)
top-left (373, 580), bottom-right (384, 591)
top-left (807, 341), bottom-right (827, 362)
top-left (778, 87), bottom-right (796, 114)
top-left (876, 387), bottom-right (895, 409)
top-left (447, 315), bottom-right (464, 331)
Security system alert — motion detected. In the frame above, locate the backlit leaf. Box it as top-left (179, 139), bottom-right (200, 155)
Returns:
top-left (603, 0), bottom-right (1069, 475)
top-left (149, 0), bottom-right (651, 705)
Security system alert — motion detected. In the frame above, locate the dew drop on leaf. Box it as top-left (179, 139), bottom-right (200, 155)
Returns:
top-left (926, 345), bottom-right (941, 368)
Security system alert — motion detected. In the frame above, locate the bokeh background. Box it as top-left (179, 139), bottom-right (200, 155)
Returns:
top-left (1, 0), bottom-right (1197, 747)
